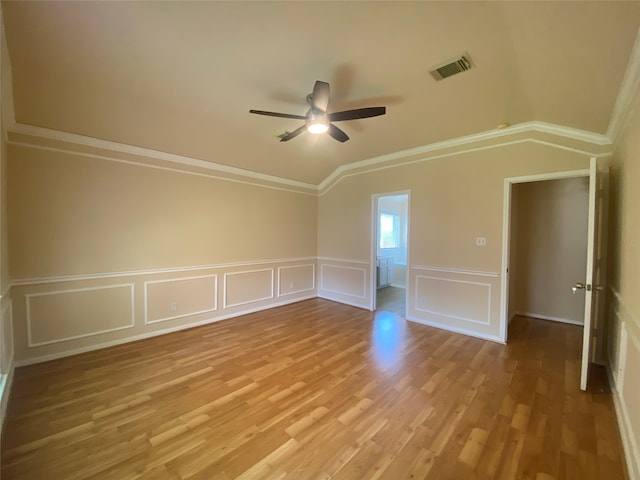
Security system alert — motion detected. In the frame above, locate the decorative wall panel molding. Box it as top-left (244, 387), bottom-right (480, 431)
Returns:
top-left (319, 264), bottom-right (367, 299)
top-left (277, 264), bottom-right (315, 297)
top-left (26, 284), bottom-right (135, 347)
top-left (144, 275), bottom-right (217, 324)
top-left (414, 275), bottom-right (491, 325)
top-left (223, 269), bottom-right (274, 309)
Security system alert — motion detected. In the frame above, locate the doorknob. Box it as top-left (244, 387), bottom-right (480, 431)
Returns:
top-left (572, 282), bottom-right (585, 294)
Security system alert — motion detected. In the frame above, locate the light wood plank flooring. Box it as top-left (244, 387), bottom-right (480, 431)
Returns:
top-left (1, 299), bottom-right (628, 479)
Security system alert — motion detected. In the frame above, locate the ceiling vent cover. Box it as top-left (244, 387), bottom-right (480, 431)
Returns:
top-left (429, 54), bottom-right (473, 81)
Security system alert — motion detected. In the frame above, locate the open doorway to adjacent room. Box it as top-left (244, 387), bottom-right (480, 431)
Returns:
top-left (372, 192), bottom-right (409, 317)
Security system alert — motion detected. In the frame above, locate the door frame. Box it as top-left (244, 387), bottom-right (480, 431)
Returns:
top-left (370, 190), bottom-right (411, 311)
top-left (499, 168), bottom-right (590, 343)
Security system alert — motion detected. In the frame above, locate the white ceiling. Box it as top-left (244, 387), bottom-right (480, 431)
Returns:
top-left (3, 1), bottom-right (640, 185)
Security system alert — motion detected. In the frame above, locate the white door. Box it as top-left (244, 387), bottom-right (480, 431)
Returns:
top-left (578, 158), bottom-right (608, 391)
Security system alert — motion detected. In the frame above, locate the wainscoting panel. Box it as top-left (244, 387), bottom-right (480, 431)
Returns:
top-left (407, 266), bottom-right (501, 341)
top-left (26, 284), bottom-right (135, 347)
top-left (145, 275), bottom-right (217, 324)
top-left (11, 258), bottom-right (317, 365)
top-left (224, 268), bottom-right (274, 309)
top-left (607, 288), bottom-right (640, 480)
top-left (320, 264), bottom-right (366, 298)
top-left (415, 275), bottom-right (491, 325)
top-left (317, 260), bottom-right (370, 309)
top-left (278, 264), bottom-right (315, 297)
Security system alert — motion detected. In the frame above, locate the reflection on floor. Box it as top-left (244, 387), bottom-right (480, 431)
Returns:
top-left (376, 286), bottom-right (405, 317)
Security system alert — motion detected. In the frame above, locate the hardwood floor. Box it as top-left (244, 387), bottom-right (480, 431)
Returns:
top-left (1, 299), bottom-right (628, 479)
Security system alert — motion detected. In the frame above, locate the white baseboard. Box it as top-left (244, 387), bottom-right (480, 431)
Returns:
top-left (406, 314), bottom-right (504, 344)
top-left (607, 363), bottom-right (639, 480)
top-left (317, 293), bottom-right (369, 311)
top-left (14, 294), bottom-right (316, 367)
top-left (512, 311), bottom-right (583, 326)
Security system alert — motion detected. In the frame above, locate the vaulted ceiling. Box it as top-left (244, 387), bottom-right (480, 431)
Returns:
top-left (3, 1), bottom-right (640, 185)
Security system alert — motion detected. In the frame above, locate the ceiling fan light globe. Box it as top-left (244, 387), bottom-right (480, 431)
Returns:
top-left (307, 122), bottom-right (329, 134)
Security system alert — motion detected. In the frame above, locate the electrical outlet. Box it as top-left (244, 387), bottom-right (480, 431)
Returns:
top-left (475, 237), bottom-right (487, 246)
top-left (170, 302), bottom-right (177, 311)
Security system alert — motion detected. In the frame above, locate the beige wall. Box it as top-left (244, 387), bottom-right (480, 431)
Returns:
top-left (8, 144), bottom-right (317, 279)
top-left (511, 177), bottom-right (589, 324)
top-left (0, 11), bottom-right (14, 432)
top-left (606, 85), bottom-right (640, 479)
top-left (8, 137), bottom-right (318, 364)
top-left (318, 136), bottom-right (593, 340)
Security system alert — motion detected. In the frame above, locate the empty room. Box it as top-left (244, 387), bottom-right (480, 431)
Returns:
top-left (0, 1), bottom-right (638, 479)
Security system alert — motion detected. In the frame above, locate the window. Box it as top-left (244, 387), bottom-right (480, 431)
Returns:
top-left (379, 213), bottom-right (400, 248)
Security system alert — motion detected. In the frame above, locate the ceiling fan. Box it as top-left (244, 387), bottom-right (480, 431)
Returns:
top-left (249, 80), bottom-right (386, 143)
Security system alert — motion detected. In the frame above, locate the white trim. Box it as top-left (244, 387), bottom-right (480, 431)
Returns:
top-left (511, 312), bottom-right (583, 326)
top-left (9, 140), bottom-right (317, 197)
top-left (371, 190), bottom-right (411, 312)
top-left (0, 300), bottom-right (10, 319)
top-left (143, 275), bottom-right (218, 325)
top-left (13, 294), bottom-right (316, 367)
top-left (25, 284), bottom-right (135, 347)
top-left (319, 264), bottom-right (367, 299)
top-left (316, 294), bottom-right (368, 310)
top-left (277, 264), bottom-right (316, 298)
top-left (505, 169), bottom-right (590, 185)
top-left (619, 322), bottom-right (629, 396)
top-left (10, 121), bottom-right (613, 198)
top-left (607, 27), bottom-right (640, 144)
top-left (317, 257), bottom-right (369, 265)
top-left (9, 123), bottom-right (317, 192)
top-left (607, 304), bottom-right (622, 386)
top-left (499, 168), bottom-right (591, 343)
top-left (11, 257), bottom-right (317, 286)
top-left (319, 129), bottom-right (610, 194)
top-left (414, 275), bottom-right (492, 326)
top-left (223, 268), bottom-right (274, 309)
top-left (609, 287), bottom-right (640, 347)
top-left (0, 283), bottom-right (11, 299)
top-left (411, 265), bottom-right (500, 278)
top-left (610, 362), bottom-right (640, 480)
top-left (406, 314), bottom-right (503, 344)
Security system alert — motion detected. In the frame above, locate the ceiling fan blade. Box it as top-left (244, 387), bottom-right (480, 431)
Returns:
top-left (311, 81), bottom-right (330, 112)
top-left (279, 124), bottom-right (307, 142)
top-left (249, 109), bottom-right (307, 120)
top-left (328, 124), bottom-right (349, 143)
top-left (329, 106), bottom-right (386, 122)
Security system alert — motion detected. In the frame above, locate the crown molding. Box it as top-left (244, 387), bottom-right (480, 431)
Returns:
top-left (607, 27), bottom-right (640, 144)
top-left (317, 121), bottom-right (610, 192)
top-left (10, 119), bottom-right (611, 197)
top-left (8, 123), bottom-right (318, 192)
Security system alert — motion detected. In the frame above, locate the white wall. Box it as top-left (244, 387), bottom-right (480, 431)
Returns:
top-left (0, 10), bottom-right (14, 431)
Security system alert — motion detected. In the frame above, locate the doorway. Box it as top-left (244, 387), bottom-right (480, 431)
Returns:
top-left (371, 192), bottom-right (409, 316)
top-left (500, 162), bottom-right (609, 391)
top-left (508, 176), bottom-right (590, 327)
